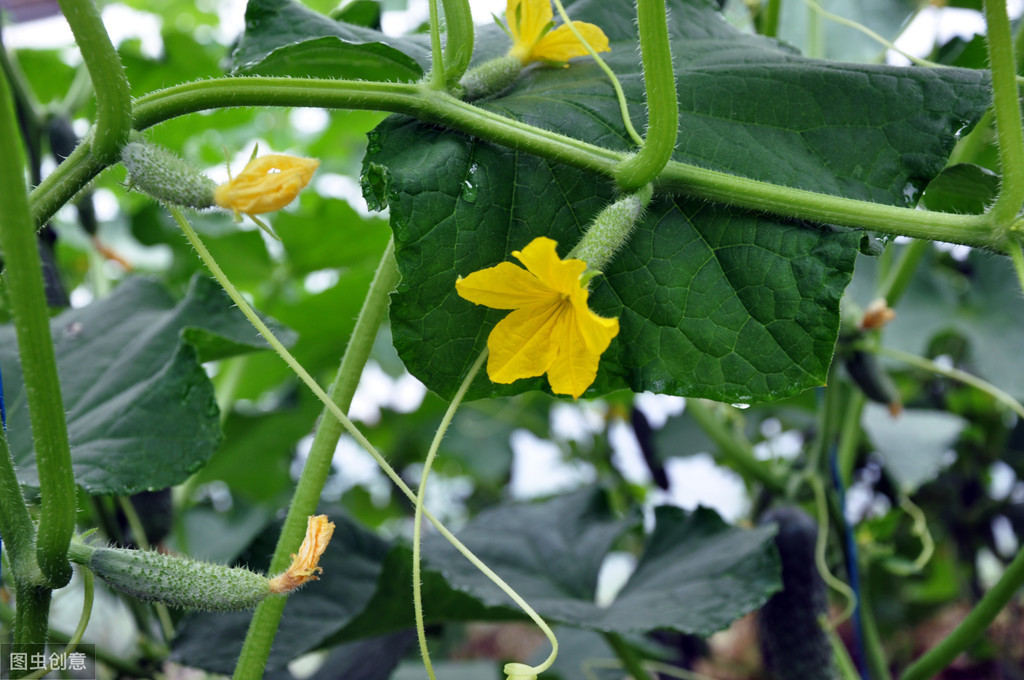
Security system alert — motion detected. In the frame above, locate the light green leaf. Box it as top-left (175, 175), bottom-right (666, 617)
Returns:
top-left (862, 404), bottom-right (967, 493)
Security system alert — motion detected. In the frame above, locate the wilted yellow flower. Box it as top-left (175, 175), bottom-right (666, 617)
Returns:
top-left (214, 153), bottom-right (319, 216)
top-left (506, 0), bottom-right (609, 65)
top-left (269, 515), bottom-right (335, 594)
top-left (456, 236), bottom-right (619, 399)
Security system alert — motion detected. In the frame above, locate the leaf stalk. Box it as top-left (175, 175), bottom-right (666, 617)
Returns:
top-left (613, 0), bottom-right (678, 191)
top-left (982, 0), bottom-right (1024, 234)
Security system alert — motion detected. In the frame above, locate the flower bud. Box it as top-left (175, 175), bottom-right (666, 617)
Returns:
top-left (120, 141), bottom-right (217, 209)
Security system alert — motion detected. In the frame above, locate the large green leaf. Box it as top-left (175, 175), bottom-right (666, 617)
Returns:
top-left (422, 488), bottom-right (780, 635)
top-left (233, 0), bottom-right (428, 80)
top-left (367, 0), bottom-right (988, 402)
top-left (0, 275), bottom-right (291, 495)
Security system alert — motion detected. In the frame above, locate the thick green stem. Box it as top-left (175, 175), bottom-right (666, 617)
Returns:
top-left (877, 240), bottom-right (929, 306)
top-left (232, 239), bottom-right (399, 679)
top-left (982, 0), bottom-right (1024, 231)
top-left (441, 0), bottom-right (474, 88)
top-left (0, 68), bottom-right (74, 590)
top-left (760, 0), bottom-right (782, 37)
top-left (427, 0), bottom-right (446, 89)
top-left (835, 390), bottom-right (865, 488)
top-left (613, 0), bottom-right (678, 191)
top-left (12, 585), bottom-right (51, 667)
top-left (57, 0), bottom-right (131, 164)
top-left (900, 543), bottom-right (1024, 680)
top-left (27, 77), bottom-right (1004, 248)
top-left (0, 428), bottom-right (42, 585)
top-left (603, 633), bottom-right (655, 680)
top-left (685, 400), bottom-right (786, 493)
top-left (860, 568), bottom-right (893, 680)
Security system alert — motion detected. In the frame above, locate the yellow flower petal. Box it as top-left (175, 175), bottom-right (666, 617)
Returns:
top-left (456, 261), bottom-right (559, 309)
top-left (571, 288), bottom-right (619, 353)
top-left (214, 154), bottom-right (319, 215)
top-left (546, 310), bottom-right (602, 398)
top-left (268, 514), bottom-right (335, 594)
top-left (530, 21), bottom-right (610, 64)
top-left (507, 0), bottom-right (553, 63)
top-left (486, 300), bottom-right (564, 383)
top-left (512, 236), bottom-right (586, 295)
top-left (456, 236), bottom-right (620, 398)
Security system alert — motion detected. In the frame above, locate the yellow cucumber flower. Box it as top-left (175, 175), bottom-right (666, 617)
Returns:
top-left (455, 236), bottom-right (619, 399)
top-left (269, 515), bottom-right (335, 594)
top-left (214, 153), bottom-right (319, 216)
top-left (506, 0), bottom-right (609, 66)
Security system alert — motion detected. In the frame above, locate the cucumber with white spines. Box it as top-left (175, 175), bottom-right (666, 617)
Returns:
top-left (69, 541), bottom-right (272, 611)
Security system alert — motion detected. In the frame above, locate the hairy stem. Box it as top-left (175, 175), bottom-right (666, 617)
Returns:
top-left (24, 77), bottom-right (1001, 249)
top-left (900, 543), bottom-right (1024, 680)
top-left (441, 0), bottom-right (474, 87)
top-left (613, 0), bottom-right (678, 191)
top-left (56, 0), bottom-right (131, 164)
top-left (0, 66), bottom-right (74, 590)
top-left (982, 0), bottom-right (1024, 232)
top-left (0, 421), bottom-right (41, 585)
top-left (231, 237), bottom-right (400, 679)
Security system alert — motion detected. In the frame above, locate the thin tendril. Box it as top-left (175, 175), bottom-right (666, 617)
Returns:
top-left (170, 205), bottom-right (559, 676)
top-left (550, 0), bottom-right (644, 147)
top-left (802, 0), bottom-right (1024, 87)
top-left (808, 474), bottom-right (857, 625)
top-left (414, 350), bottom-right (488, 680)
top-left (883, 494), bottom-right (935, 575)
top-left (872, 345), bottom-right (1024, 420)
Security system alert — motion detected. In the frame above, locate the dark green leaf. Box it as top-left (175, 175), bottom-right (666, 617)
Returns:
top-left (233, 0), bottom-right (430, 79)
top-left (371, 0), bottom-right (988, 402)
top-left (0, 275), bottom-right (291, 494)
top-left (921, 164), bottom-right (999, 215)
top-left (235, 36), bottom-right (423, 81)
top-left (331, 0), bottom-right (382, 29)
top-left (421, 489), bottom-right (780, 635)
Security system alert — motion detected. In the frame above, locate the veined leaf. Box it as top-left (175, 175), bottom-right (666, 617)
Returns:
top-left (367, 0), bottom-right (987, 401)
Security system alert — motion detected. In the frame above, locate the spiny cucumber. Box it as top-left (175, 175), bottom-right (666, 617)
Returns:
top-left (68, 541), bottom-right (271, 611)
